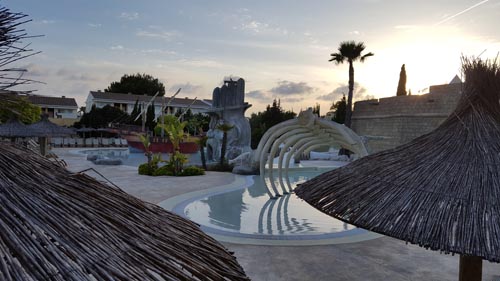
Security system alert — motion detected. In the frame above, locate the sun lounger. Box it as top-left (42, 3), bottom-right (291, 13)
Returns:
top-left (92, 138), bottom-right (99, 147)
top-left (53, 137), bottom-right (63, 147)
top-left (113, 138), bottom-right (121, 147)
top-left (85, 138), bottom-right (93, 147)
top-left (68, 138), bottom-right (76, 147)
top-left (101, 138), bottom-right (110, 147)
top-left (120, 138), bottom-right (128, 147)
top-left (76, 138), bottom-right (84, 147)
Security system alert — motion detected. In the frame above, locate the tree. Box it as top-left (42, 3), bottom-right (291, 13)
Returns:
top-left (329, 41), bottom-right (373, 128)
top-left (312, 103), bottom-right (320, 116)
top-left (129, 99), bottom-right (140, 125)
top-left (396, 64), bottom-right (407, 96)
top-left (216, 123), bottom-right (234, 166)
top-left (249, 99), bottom-right (296, 149)
top-left (196, 134), bottom-right (208, 170)
top-left (75, 105), bottom-right (129, 128)
top-left (157, 117), bottom-right (188, 175)
top-left (0, 7), bottom-right (40, 91)
top-left (0, 95), bottom-right (41, 124)
top-left (331, 94), bottom-right (347, 124)
top-left (145, 102), bottom-right (156, 131)
top-left (105, 73), bottom-right (165, 96)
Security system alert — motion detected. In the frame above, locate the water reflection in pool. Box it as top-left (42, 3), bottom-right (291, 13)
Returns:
top-left (183, 169), bottom-right (355, 237)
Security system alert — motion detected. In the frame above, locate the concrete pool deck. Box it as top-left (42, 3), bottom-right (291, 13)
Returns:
top-left (55, 148), bottom-right (500, 281)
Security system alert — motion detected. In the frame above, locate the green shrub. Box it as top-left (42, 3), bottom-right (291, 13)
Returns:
top-left (179, 166), bottom-right (205, 176)
top-left (152, 165), bottom-right (175, 176)
top-left (207, 163), bottom-right (234, 172)
top-left (138, 163), bottom-right (156, 175)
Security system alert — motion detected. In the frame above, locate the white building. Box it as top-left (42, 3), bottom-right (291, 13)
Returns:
top-left (27, 95), bottom-right (79, 119)
top-left (85, 91), bottom-right (212, 117)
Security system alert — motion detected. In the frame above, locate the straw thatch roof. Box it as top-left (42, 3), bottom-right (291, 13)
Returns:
top-left (27, 114), bottom-right (75, 137)
top-left (0, 117), bottom-right (40, 137)
top-left (295, 59), bottom-right (500, 262)
top-left (0, 144), bottom-right (249, 280)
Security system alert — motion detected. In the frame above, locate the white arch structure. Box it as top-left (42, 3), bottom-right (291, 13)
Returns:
top-left (253, 109), bottom-right (369, 198)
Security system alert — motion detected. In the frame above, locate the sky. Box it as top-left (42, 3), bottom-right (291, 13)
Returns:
top-left (5, 0), bottom-right (500, 115)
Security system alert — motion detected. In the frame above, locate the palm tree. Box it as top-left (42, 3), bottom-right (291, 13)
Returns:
top-left (196, 133), bottom-right (208, 170)
top-left (216, 123), bottom-right (234, 166)
top-left (329, 41), bottom-right (373, 128)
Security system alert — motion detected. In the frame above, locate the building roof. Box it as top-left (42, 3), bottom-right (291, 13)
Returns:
top-left (296, 59), bottom-right (500, 262)
top-left (90, 91), bottom-right (212, 108)
top-left (27, 95), bottom-right (78, 107)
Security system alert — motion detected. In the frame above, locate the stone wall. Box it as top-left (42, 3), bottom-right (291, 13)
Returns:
top-left (351, 83), bottom-right (462, 153)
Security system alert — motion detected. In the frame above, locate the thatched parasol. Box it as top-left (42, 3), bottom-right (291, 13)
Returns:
top-left (0, 117), bottom-right (39, 138)
top-left (0, 144), bottom-right (249, 280)
top-left (295, 59), bottom-right (500, 281)
top-left (27, 114), bottom-right (75, 155)
top-left (27, 114), bottom-right (75, 137)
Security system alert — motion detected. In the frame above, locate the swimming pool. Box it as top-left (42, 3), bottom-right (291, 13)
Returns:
top-left (164, 168), bottom-right (381, 245)
top-left (78, 148), bottom-right (201, 167)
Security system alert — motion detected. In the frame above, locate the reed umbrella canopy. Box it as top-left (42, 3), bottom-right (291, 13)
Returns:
top-left (0, 144), bottom-right (248, 280)
top-left (295, 59), bottom-right (500, 266)
top-left (27, 114), bottom-right (75, 137)
top-left (0, 116), bottom-right (40, 138)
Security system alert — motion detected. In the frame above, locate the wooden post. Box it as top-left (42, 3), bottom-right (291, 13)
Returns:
top-left (459, 255), bottom-right (482, 281)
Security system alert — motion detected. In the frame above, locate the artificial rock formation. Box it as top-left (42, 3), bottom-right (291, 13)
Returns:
top-left (206, 78), bottom-right (252, 163)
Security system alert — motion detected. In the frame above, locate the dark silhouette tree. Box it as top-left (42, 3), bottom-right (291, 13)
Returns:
top-left (105, 73), bottom-right (165, 96)
top-left (396, 64), bottom-right (407, 96)
top-left (216, 123), bottom-right (234, 166)
top-left (329, 41), bottom-right (373, 128)
top-left (0, 5), bottom-right (42, 121)
top-left (0, 95), bottom-right (40, 124)
top-left (196, 134), bottom-right (208, 170)
top-left (312, 103), bottom-right (320, 116)
top-left (249, 99), bottom-right (296, 148)
top-left (75, 105), bottom-right (129, 128)
top-left (331, 94), bottom-right (347, 124)
top-left (145, 102), bottom-right (156, 131)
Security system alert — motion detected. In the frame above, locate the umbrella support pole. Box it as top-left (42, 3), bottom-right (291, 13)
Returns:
top-left (459, 255), bottom-right (482, 281)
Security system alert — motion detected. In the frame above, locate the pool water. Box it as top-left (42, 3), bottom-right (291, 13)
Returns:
top-left (80, 148), bottom-right (201, 167)
top-left (180, 169), bottom-right (360, 238)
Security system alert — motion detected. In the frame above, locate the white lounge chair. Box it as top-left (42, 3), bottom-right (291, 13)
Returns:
top-left (120, 138), bottom-right (128, 147)
top-left (76, 138), bottom-right (84, 147)
top-left (113, 138), bottom-right (121, 147)
top-left (68, 138), bottom-right (76, 147)
top-left (92, 138), bottom-right (99, 147)
top-left (53, 137), bottom-right (63, 147)
top-left (101, 138), bottom-right (110, 147)
top-left (85, 138), bottom-right (93, 147)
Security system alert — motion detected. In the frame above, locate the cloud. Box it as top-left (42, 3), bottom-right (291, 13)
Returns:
top-left (169, 82), bottom-right (202, 94)
top-left (141, 49), bottom-right (177, 56)
top-left (55, 68), bottom-right (97, 82)
top-left (136, 28), bottom-right (180, 41)
top-left (21, 63), bottom-right (50, 77)
top-left (88, 23), bottom-right (102, 28)
top-left (394, 25), bottom-right (419, 30)
top-left (246, 90), bottom-right (268, 100)
top-left (33, 19), bottom-right (56, 25)
top-left (280, 96), bottom-right (305, 103)
top-left (110, 45), bottom-right (124, 50)
top-left (349, 30), bottom-right (360, 35)
top-left (119, 12), bottom-right (139, 20)
top-left (270, 80), bottom-right (314, 95)
top-left (317, 82), bottom-right (367, 101)
top-left (231, 10), bottom-right (288, 35)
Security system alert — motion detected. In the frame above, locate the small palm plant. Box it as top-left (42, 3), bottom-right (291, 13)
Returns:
top-left (158, 118), bottom-right (188, 175)
top-left (196, 132), bottom-right (208, 170)
top-left (138, 133), bottom-right (152, 167)
top-left (216, 123), bottom-right (234, 166)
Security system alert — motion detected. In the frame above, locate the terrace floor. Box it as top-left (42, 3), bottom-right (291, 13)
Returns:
top-left (54, 148), bottom-right (500, 281)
